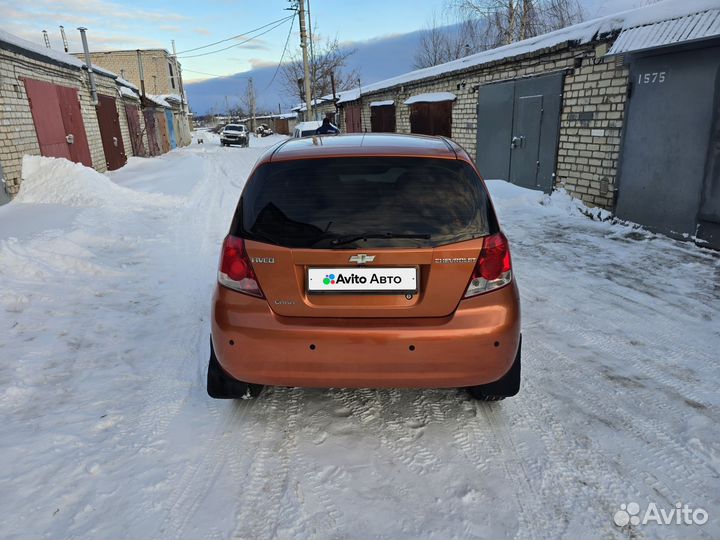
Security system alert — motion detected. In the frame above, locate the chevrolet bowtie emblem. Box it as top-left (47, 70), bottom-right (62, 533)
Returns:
top-left (349, 254), bottom-right (375, 264)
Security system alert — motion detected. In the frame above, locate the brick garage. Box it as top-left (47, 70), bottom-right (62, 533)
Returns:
top-left (0, 31), bottom-right (137, 196)
top-left (327, 1), bottom-right (720, 245)
top-left (329, 1), bottom-right (719, 235)
top-left (0, 33), bottom-right (106, 196)
top-left (335, 38), bottom-right (626, 210)
top-left (0, 29), bottom-right (196, 201)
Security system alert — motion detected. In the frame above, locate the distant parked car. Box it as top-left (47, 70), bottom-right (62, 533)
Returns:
top-left (292, 121), bottom-right (323, 138)
top-left (221, 124), bottom-right (249, 147)
top-left (256, 124), bottom-right (274, 137)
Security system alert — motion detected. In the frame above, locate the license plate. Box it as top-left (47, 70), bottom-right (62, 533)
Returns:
top-left (307, 267), bottom-right (417, 294)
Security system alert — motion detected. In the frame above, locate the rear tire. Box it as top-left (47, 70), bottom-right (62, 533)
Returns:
top-left (207, 339), bottom-right (263, 399)
top-left (467, 336), bottom-right (521, 401)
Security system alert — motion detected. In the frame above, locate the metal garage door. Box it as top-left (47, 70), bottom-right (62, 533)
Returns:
top-left (23, 78), bottom-right (93, 167)
top-left (410, 102), bottom-right (452, 137)
top-left (698, 66), bottom-right (720, 248)
top-left (124, 103), bottom-right (146, 157)
top-left (344, 104), bottom-right (362, 133)
top-left (615, 45), bottom-right (720, 245)
top-left (371, 104), bottom-right (396, 132)
top-left (165, 109), bottom-right (177, 149)
top-left (143, 108), bottom-right (161, 156)
top-left (475, 72), bottom-right (563, 192)
top-left (156, 111), bottom-right (170, 154)
top-left (96, 94), bottom-right (127, 170)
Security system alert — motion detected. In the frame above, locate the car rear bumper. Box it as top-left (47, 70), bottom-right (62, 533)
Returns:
top-left (211, 283), bottom-right (521, 388)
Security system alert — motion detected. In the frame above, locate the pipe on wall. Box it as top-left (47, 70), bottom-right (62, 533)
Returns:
top-left (77, 27), bottom-right (98, 106)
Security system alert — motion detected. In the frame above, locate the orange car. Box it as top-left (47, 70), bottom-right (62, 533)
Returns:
top-left (208, 134), bottom-right (521, 401)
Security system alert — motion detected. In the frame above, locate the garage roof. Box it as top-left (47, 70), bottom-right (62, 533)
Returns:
top-left (329, 0), bottom-right (720, 104)
top-left (608, 6), bottom-right (720, 54)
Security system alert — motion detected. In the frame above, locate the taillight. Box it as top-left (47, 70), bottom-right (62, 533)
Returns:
top-left (218, 235), bottom-right (264, 298)
top-left (464, 232), bottom-right (513, 298)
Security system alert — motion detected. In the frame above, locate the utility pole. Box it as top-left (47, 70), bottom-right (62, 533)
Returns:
top-left (306, 0), bottom-right (317, 120)
top-left (297, 0), bottom-right (313, 121)
top-left (248, 77), bottom-right (256, 135)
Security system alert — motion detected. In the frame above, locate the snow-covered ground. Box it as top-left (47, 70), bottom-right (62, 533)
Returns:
top-left (1, 132), bottom-right (718, 539)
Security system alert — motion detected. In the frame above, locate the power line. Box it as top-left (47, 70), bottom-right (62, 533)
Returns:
top-left (175, 15), bottom-right (295, 55)
top-left (183, 68), bottom-right (227, 78)
top-left (178, 17), bottom-right (293, 59)
top-left (264, 10), bottom-right (296, 91)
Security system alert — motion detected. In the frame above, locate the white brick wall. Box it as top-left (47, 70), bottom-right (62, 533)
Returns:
top-left (0, 47), bottom-right (109, 195)
top-left (339, 40), bottom-right (628, 209)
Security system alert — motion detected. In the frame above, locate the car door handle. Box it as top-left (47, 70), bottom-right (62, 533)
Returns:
top-left (511, 136), bottom-right (524, 149)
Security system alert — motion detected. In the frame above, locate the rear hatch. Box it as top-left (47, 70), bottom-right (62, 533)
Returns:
top-left (236, 156), bottom-right (497, 318)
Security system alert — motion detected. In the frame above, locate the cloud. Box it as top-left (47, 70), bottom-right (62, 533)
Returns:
top-left (237, 43), bottom-right (271, 51)
top-left (5, 26), bottom-right (165, 53)
top-left (248, 58), bottom-right (277, 69)
top-left (194, 28), bottom-right (212, 36)
top-left (2, 0), bottom-right (187, 51)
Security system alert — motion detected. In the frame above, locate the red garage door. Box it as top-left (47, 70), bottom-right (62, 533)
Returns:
top-left (344, 104), bottom-right (362, 133)
top-left (371, 104), bottom-right (396, 133)
top-left (124, 103), bottom-right (146, 157)
top-left (23, 78), bottom-right (93, 167)
top-left (142, 108), bottom-right (161, 156)
top-left (96, 94), bottom-right (127, 171)
top-left (410, 101), bottom-right (452, 137)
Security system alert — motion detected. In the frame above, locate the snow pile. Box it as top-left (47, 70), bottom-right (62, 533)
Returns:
top-left (0, 28), bottom-right (84, 70)
top-left (16, 156), bottom-right (178, 208)
top-left (404, 92), bottom-right (456, 104)
top-left (119, 86), bottom-right (140, 100)
top-left (486, 180), bottom-right (612, 221)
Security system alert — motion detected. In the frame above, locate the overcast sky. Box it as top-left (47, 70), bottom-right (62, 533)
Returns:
top-left (1, 0), bottom-right (649, 82)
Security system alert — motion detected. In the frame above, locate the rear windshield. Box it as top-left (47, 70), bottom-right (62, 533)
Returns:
top-left (235, 157), bottom-right (496, 249)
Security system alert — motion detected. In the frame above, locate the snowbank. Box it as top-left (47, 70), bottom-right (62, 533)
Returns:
top-left (16, 156), bottom-right (178, 208)
top-left (486, 180), bottom-right (613, 221)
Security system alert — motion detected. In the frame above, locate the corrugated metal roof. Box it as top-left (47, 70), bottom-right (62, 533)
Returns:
top-left (608, 7), bottom-right (720, 54)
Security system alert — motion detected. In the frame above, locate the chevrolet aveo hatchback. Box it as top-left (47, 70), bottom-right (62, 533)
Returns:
top-left (209, 134), bottom-right (521, 401)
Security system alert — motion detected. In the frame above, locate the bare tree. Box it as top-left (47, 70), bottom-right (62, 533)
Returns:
top-left (452, 0), bottom-right (584, 48)
top-left (282, 35), bottom-right (359, 104)
top-left (415, 0), bottom-right (584, 69)
top-left (413, 11), bottom-right (485, 69)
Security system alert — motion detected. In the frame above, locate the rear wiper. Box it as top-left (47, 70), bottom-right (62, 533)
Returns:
top-left (330, 232), bottom-right (431, 247)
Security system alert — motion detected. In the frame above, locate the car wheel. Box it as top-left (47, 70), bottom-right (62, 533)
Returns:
top-left (207, 338), bottom-right (263, 399)
top-left (467, 336), bottom-right (521, 401)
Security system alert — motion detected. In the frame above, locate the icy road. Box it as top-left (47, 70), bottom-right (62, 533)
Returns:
top-left (1, 133), bottom-right (719, 539)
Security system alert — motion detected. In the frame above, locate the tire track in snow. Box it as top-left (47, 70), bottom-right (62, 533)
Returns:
top-left (232, 387), bottom-right (302, 539)
top-left (160, 399), bottom-right (256, 537)
top-left (539, 336), bottom-right (719, 498)
top-left (334, 389), bottom-right (441, 476)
